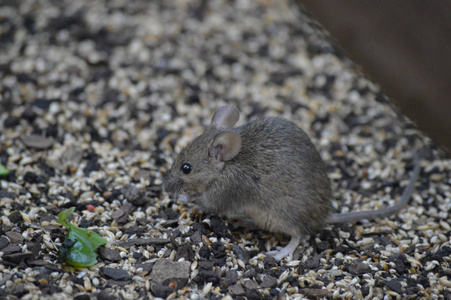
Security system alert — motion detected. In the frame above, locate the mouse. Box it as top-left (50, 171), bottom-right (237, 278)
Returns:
top-left (163, 105), bottom-right (421, 260)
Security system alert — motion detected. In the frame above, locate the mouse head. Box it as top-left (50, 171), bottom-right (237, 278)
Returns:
top-left (163, 106), bottom-right (242, 203)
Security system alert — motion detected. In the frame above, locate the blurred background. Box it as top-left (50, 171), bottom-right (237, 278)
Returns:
top-left (297, 0), bottom-right (451, 151)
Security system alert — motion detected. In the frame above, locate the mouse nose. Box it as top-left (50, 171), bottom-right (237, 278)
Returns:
top-left (162, 173), bottom-right (176, 194)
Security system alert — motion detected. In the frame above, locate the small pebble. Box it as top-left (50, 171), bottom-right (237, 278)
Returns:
top-left (20, 135), bottom-right (54, 150)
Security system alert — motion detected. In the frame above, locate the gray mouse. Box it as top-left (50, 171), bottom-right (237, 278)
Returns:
top-left (163, 105), bottom-right (421, 260)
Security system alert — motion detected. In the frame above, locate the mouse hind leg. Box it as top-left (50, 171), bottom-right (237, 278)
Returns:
top-left (266, 236), bottom-right (301, 260)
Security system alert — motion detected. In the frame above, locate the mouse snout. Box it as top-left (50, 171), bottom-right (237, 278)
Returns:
top-left (162, 172), bottom-right (179, 194)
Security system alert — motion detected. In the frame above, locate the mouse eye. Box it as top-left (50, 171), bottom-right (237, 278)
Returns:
top-left (181, 163), bottom-right (193, 175)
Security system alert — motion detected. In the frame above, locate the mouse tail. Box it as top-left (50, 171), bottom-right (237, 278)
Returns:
top-left (327, 153), bottom-right (421, 224)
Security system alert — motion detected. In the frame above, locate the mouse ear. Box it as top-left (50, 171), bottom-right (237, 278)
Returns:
top-left (211, 131), bottom-right (242, 162)
top-left (211, 106), bottom-right (240, 128)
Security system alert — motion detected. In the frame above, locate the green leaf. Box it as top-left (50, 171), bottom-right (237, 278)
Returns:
top-left (0, 163), bottom-right (8, 177)
top-left (57, 207), bottom-right (75, 229)
top-left (62, 238), bottom-right (99, 268)
top-left (57, 207), bottom-right (107, 267)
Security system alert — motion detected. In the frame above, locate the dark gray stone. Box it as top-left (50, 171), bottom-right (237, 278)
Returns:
top-left (175, 244), bottom-right (193, 261)
top-left (305, 257), bottom-right (320, 269)
top-left (102, 267), bottom-right (132, 281)
top-left (300, 288), bottom-right (332, 299)
top-left (228, 284), bottom-right (246, 296)
top-left (243, 268), bottom-right (256, 279)
top-left (1, 244), bottom-right (21, 254)
top-left (260, 275), bottom-right (278, 288)
top-left (0, 190), bottom-right (15, 199)
top-left (2, 252), bottom-right (33, 264)
top-left (222, 270), bottom-right (238, 287)
top-left (151, 282), bottom-right (174, 298)
top-left (389, 253), bottom-right (408, 274)
top-left (5, 231), bottom-right (24, 244)
top-left (136, 262), bottom-right (153, 274)
top-left (4, 116), bottom-right (20, 128)
top-left (117, 238), bottom-right (170, 248)
top-left (243, 279), bottom-right (259, 290)
top-left (383, 279), bottom-right (403, 294)
top-left (121, 184), bottom-right (147, 206)
top-left (190, 231), bottom-right (202, 245)
top-left (348, 262), bottom-right (372, 275)
top-left (149, 259), bottom-right (191, 289)
top-left (263, 256), bottom-right (277, 268)
top-left (198, 260), bottom-right (214, 270)
top-left (0, 236), bottom-right (9, 250)
top-left (7, 211), bottom-right (22, 224)
top-left (99, 247), bottom-right (121, 262)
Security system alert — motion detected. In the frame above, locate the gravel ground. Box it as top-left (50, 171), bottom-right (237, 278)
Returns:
top-left (1, 0), bottom-right (450, 299)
